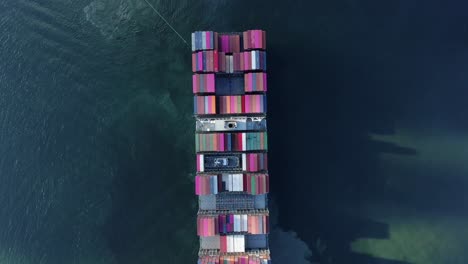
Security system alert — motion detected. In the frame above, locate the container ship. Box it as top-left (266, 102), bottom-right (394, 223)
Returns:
top-left (191, 30), bottom-right (271, 263)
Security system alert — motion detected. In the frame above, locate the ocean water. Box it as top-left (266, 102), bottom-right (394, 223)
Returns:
top-left (1, 0), bottom-right (468, 263)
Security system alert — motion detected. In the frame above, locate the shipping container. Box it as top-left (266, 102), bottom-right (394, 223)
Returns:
top-left (195, 174), bottom-right (269, 195)
top-left (245, 234), bottom-right (269, 249)
top-left (195, 132), bottom-right (267, 152)
top-left (192, 50), bottom-right (219, 73)
top-left (218, 52), bottom-right (244, 73)
top-left (244, 72), bottom-right (267, 92)
top-left (242, 30), bottom-right (267, 50)
top-left (242, 153), bottom-right (268, 172)
top-left (192, 52), bottom-right (265, 74)
top-left (220, 235), bottom-right (245, 253)
top-left (246, 215), bottom-right (269, 234)
top-left (192, 31), bottom-right (218, 51)
top-left (243, 51), bottom-right (267, 71)
top-left (197, 215), bottom-right (218, 237)
top-left (193, 72), bottom-right (267, 96)
top-left (244, 173), bottom-right (270, 195)
top-left (198, 254), bottom-right (271, 264)
top-left (199, 234), bottom-right (269, 251)
top-left (194, 96), bottom-right (216, 115)
top-left (194, 95), bottom-right (267, 116)
top-left (193, 74), bottom-right (216, 94)
top-left (218, 95), bottom-right (267, 114)
top-left (218, 34), bottom-right (241, 53)
top-left (197, 213), bottom-right (269, 236)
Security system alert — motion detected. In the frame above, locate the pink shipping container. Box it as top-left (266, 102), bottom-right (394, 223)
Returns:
top-left (195, 175), bottom-right (218, 195)
top-left (247, 215), bottom-right (269, 234)
top-left (242, 95), bottom-right (266, 113)
top-left (218, 34), bottom-right (241, 53)
top-left (243, 30), bottom-right (266, 50)
top-left (244, 72), bottom-right (267, 92)
top-left (244, 153), bottom-right (268, 172)
top-left (193, 74), bottom-right (215, 94)
top-left (197, 216), bottom-right (218, 237)
top-left (243, 51), bottom-right (266, 71)
top-left (219, 95), bottom-right (266, 114)
top-left (198, 254), bottom-right (270, 264)
top-left (192, 50), bottom-right (219, 72)
top-left (194, 96), bottom-right (216, 115)
top-left (244, 174), bottom-right (269, 195)
top-left (193, 72), bottom-right (267, 94)
top-left (195, 95), bottom-right (266, 115)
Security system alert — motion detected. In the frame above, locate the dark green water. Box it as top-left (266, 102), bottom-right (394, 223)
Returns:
top-left (1, 0), bottom-right (468, 263)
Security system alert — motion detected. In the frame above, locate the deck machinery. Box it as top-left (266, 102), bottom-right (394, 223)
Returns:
top-left (192, 30), bottom-right (271, 263)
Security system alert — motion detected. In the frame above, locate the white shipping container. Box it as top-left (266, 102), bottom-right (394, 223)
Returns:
top-left (199, 154), bottom-right (204, 172)
top-left (202, 31), bottom-right (206, 50)
top-left (228, 236), bottom-right (234, 252)
top-left (231, 174), bottom-right (236, 191)
top-left (238, 214), bottom-right (243, 232)
top-left (234, 215), bottom-right (240, 232)
top-left (237, 235), bottom-right (245, 252)
top-left (212, 176), bottom-right (218, 194)
top-left (191, 32), bottom-right (196, 51)
top-left (242, 154), bottom-right (247, 171)
top-left (234, 174), bottom-right (243, 191)
top-left (239, 174), bottom-right (244, 191)
top-left (242, 214), bottom-right (248, 232)
top-left (251, 51), bottom-right (257, 69)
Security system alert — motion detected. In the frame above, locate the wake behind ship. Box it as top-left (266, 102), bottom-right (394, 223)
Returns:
top-left (191, 30), bottom-right (271, 263)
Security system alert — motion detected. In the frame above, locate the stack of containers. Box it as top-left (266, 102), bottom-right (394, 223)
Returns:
top-left (192, 30), bottom-right (270, 263)
top-left (195, 132), bottom-right (267, 152)
top-left (195, 173), bottom-right (269, 195)
top-left (198, 254), bottom-right (271, 264)
top-left (192, 31), bottom-right (268, 116)
top-left (197, 212), bottom-right (269, 236)
top-left (220, 235), bottom-right (245, 253)
top-left (244, 72), bottom-right (267, 92)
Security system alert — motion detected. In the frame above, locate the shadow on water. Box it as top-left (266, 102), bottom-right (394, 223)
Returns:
top-left (266, 35), bottom-right (416, 263)
top-left (220, 0), bottom-right (468, 263)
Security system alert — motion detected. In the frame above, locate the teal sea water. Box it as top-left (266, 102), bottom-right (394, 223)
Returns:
top-left (1, 0), bottom-right (468, 263)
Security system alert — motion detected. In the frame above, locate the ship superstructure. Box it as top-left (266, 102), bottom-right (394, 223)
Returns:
top-left (191, 30), bottom-right (271, 263)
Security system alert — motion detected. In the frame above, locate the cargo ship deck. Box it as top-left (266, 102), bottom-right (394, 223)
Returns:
top-left (191, 30), bottom-right (271, 263)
